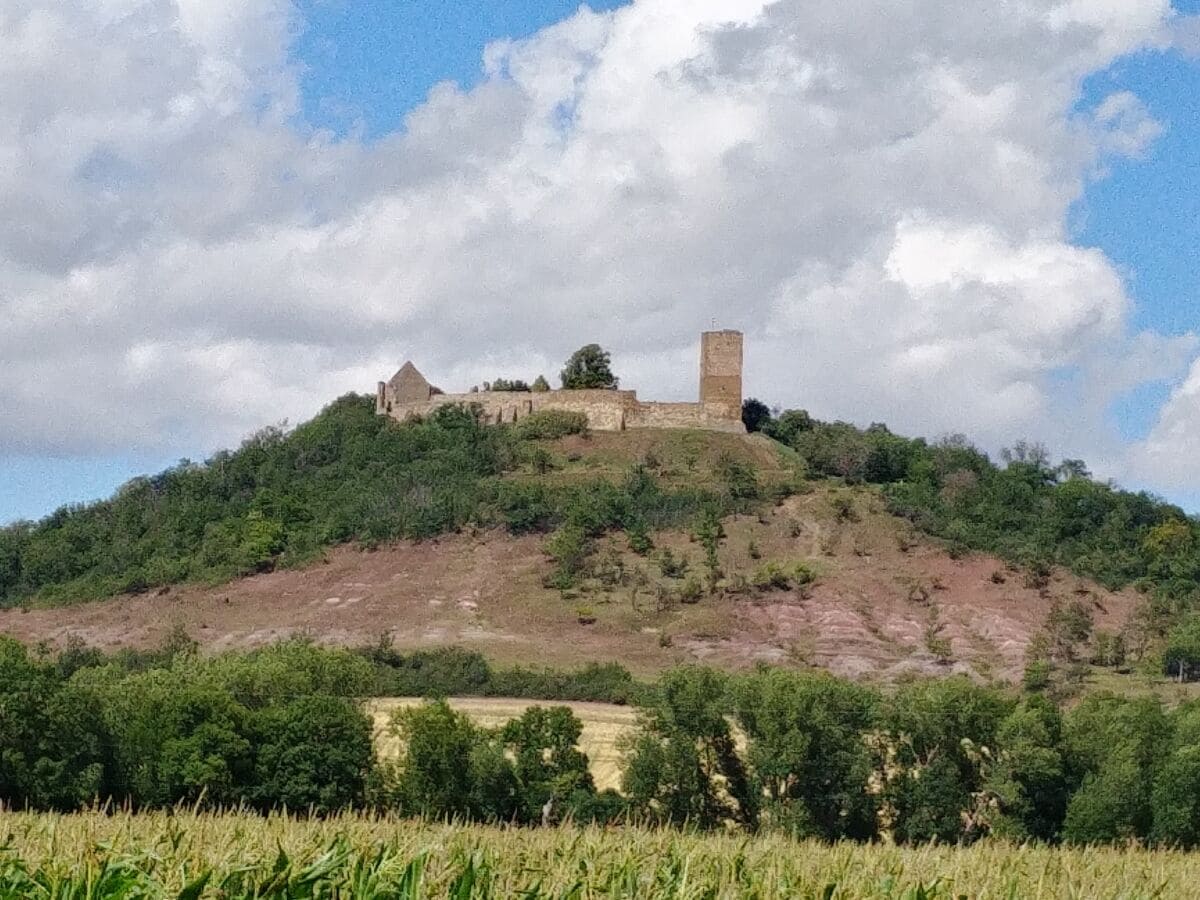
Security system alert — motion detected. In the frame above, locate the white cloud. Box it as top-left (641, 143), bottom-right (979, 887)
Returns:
top-left (0, 0), bottom-right (1196, 499)
top-left (1171, 14), bottom-right (1200, 57)
top-left (1132, 360), bottom-right (1200, 490)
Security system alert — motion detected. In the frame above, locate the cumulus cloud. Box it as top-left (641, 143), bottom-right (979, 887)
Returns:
top-left (0, 0), bottom-right (1196, 498)
top-left (1132, 360), bottom-right (1200, 490)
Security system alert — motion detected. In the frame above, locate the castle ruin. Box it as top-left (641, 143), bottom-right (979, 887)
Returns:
top-left (376, 331), bottom-right (745, 434)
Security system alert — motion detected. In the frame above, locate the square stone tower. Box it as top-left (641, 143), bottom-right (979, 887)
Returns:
top-left (700, 330), bottom-right (743, 418)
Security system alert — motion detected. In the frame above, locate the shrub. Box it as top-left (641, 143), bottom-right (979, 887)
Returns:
top-left (657, 548), bottom-right (689, 579)
top-left (679, 576), bottom-right (703, 604)
top-left (625, 519), bottom-right (653, 555)
top-left (829, 495), bottom-right (858, 522)
top-left (751, 562), bottom-right (816, 593)
top-left (516, 410), bottom-right (589, 440)
top-left (793, 562), bottom-right (817, 586)
top-left (1023, 659), bottom-right (1053, 692)
top-left (545, 525), bottom-right (591, 590)
top-left (716, 454), bottom-right (759, 501)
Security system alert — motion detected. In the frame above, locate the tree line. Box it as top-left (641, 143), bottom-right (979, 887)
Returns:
top-left (6, 636), bottom-right (1200, 847)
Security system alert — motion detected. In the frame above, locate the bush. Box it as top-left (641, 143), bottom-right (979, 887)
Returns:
top-left (679, 575), bottom-right (703, 604)
top-left (625, 519), bottom-right (653, 555)
top-left (365, 646), bottom-right (494, 698)
top-left (545, 524), bottom-right (592, 590)
top-left (751, 561), bottom-right (815, 592)
top-left (1023, 659), bottom-right (1053, 692)
top-left (657, 548), bottom-right (689, 579)
top-left (515, 410), bottom-right (590, 441)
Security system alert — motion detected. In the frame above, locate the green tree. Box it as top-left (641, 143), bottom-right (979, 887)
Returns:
top-left (884, 678), bottom-right (1013, 843)
top-left (391, 701), bottom-right (518, 822)
top-left (1064, 746), bottom-right (1150, 844)
top-left (0, 639), bottom-right (111, 810)
top-left (1152, 745), bottom-right (1200, 847)
top-left (731, 669), bottom-right (878, 840)
top-left (1164, 617), bottom-right (1200, 682)
top-left (97, 672), bottom-right (254, 808)
top-left (1148, 703), bottom-right (1200, 847)
top-left (623, 667), bottom-right (755, 829)
top-left (1062, 694), bottom-right (1170, 843)
top-left (741, 398), bottom-right (772, 433)
top-left (560, 344), bottom-right (618, 390)
top-left (251, 696), bottom-right (375, 813)
top-left (501, 706), bottom-right (594, 823)
top-left (392, 701), bottom-right (478, 819)
top-left (763, 409), bottom-right (813, 445)
top-left (986, 696), bottom-right (1070, 841)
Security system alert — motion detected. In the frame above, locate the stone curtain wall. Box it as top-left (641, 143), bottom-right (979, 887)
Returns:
top-left (383, 390), bottom-right (640, 432)
top-left (378, 331), bottom-right (746, 434)
top-left (381, 391), bottom-right (746, 434)
top-left (625, 402), bottom-right (746, 434)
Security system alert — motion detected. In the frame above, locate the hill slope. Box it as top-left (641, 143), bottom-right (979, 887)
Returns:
top-left (0, 466), bottom-right (1137, 683)
top-left (2, 394), bottom-right (1196, 689)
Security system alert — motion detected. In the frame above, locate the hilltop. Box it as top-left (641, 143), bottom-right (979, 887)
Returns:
top-left (1, 394), bottom-right (1198, 692)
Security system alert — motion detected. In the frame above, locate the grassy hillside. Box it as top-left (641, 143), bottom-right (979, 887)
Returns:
top-left (0, 398), bottom-right (796, 606)
top-left (3, 393), bottom-right (1200, 687)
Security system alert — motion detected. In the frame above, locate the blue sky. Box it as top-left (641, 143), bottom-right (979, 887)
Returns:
top-left (2, 0), bottom-right (1199, 525)
top-left (1079, 33), bottom-right (1200, 444)
top-left (293, 0), bottom-right (632, 138)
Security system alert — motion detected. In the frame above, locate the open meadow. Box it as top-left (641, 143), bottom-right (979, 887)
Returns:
top-left (0, 810), bottom-right (1192, 898)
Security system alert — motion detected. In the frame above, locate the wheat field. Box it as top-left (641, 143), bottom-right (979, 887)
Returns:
top-left (367, 697), bottom-right (640, 792)
top-left (0, 809), bottom-right (1194, 898)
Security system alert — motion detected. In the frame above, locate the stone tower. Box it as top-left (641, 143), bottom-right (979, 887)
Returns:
top-left (699, 330), bottom-right (743, 418)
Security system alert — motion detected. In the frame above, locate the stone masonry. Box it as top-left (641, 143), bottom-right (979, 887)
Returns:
top-left (376, 331), bottom-right (746, 434)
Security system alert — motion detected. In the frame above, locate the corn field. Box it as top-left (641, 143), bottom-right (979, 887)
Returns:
top-left (0, 810), bottom-right (1192, 898)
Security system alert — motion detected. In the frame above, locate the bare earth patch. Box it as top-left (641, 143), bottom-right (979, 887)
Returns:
top-left (0, 485), bottom-right (1138, 684)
